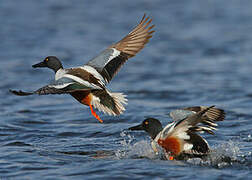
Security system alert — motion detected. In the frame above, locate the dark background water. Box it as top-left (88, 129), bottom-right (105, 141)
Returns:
top-left (0, 0), bottom-right (252, 179)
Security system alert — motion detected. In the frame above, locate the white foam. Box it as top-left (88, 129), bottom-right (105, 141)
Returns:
top-left (115, 131), bottom-right (156, 160)
top-left (186, 140), bottom-right (241, 167)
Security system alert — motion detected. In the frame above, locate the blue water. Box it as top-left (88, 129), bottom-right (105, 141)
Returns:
top-left (0, 0), bottom-right (252, 179)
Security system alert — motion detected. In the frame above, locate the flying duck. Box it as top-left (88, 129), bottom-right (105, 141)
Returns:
top-left (129, 106), bottom-right (225, 160)
top-left (10, 14), bottom-right (155, 123)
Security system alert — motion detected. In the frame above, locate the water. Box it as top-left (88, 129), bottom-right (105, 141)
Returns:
top-left (0, 0), bottom-right (252, 179)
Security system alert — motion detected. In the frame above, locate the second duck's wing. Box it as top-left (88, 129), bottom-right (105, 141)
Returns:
top-left (164, 106), bottom-right (225, 139)
top-left (157, 106), bottom-right (221, 156)
top-left (170, 106), bottom-right (225, 126)
top-left (183, 106), bottom-right (225, 122)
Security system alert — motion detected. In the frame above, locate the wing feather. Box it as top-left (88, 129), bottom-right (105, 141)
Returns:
top-left (9, 76), bottom-right (99, 96)
top-left (162, 106), bottom-right (225, 140)
top-left (86, 14), bottom-right (154, 83)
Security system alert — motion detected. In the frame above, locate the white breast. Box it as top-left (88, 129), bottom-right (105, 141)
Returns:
top-left (55, 68), bottom-right (67, 80)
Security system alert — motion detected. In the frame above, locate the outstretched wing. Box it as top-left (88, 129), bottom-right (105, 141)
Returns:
top-left (164, 106), bottom-right (225, 139)
top-left (9, 89), bottom-right (35, 96)
top-left (10, 86), bottom-right (67, 96)
top-left (86, 14), bottom-right (154, 83)
top-left (183, 106), bottom-right (225, 122)
top-left (157, 106), bottom-right (225, 156)
top-left (170, 106), bottom-right (225, 125)
top-left (10, 76), bottom-right (102, 96)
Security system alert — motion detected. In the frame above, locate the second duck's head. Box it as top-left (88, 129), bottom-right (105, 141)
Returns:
top-left (128, 118), bottom-right (163, 140)
top-left (32, 56), bottom-right (63, 73)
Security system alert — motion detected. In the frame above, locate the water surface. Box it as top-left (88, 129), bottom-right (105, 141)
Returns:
top-left (0, 0), bottom-right (252, 179)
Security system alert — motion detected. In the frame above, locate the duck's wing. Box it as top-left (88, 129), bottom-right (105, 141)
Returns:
top-left (169, 109), bottom-right (195, 122)
top-left (157, 106), bottom-right (224, 156)
top-left (10, 76), bottom-right (103, 96)
top-left (183, 106), bottom-right (225, 122)
top-left (164, 106), bottom-right (225, 139)
top-left (170, 106), bottom-right (225, 124)
top-left (182, 132), bottom-right (210, 155)
top-left (86, 14), bottom-right (154, 83)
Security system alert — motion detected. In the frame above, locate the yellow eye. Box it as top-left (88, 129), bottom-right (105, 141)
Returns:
top-left (145, 121), bottom-right (149, 125)
top-left (45, 58), bottom-right (49, 62)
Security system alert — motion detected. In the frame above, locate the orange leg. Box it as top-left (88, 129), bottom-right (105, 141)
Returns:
top-left (89, 104), bottom-right (103, 123)
top-left (169, 156), bottom-right (174, 160)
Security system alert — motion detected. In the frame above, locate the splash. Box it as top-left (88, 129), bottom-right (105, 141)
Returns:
top-left (186, 140), bottom-right (241, 167)
top-left (115, 131), bottom-right (156, 159)
top-left (243, 133), bottom-right (252, 142)
top-left (115, 131), bottom-right (249, 168)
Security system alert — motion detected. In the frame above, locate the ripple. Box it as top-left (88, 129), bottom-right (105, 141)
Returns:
top-left (56, 132), bottom-right (83, 137)
top-left (57, 150), bottom-right (115, 158)
top-left (17, 109), bottom-right (36, 113)
top-left (3, 141), bottom-right (31, 147)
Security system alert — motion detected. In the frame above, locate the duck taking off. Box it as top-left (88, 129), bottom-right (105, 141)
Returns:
top-left (129, 106), bottom-right (225, 160)
top-left (10, 14), bottom-right (155, 123)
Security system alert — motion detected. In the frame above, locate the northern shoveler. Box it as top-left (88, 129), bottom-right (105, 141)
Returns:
top-left (10, 14), bottom-right (154, 123)
top-left (128, 106), bottom-right (225, 160)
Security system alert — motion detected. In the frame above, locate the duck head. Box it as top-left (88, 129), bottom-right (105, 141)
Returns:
top-left (32, 56), bottom-right (63, 73)
top-left (128, 118), bottom-right (163, 140)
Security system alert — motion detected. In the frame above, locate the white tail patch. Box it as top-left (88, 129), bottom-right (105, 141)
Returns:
top-left (91, 91), bottom-right (128, 116)
top-left (110, 92), bottom-right (128, 113)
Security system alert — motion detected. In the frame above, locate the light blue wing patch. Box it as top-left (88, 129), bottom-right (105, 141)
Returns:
top-left (169, 110), bottom-right (195, 122)
top-left (86, 48), bottom-right (127, 83)
top-left (86, 49), bottom-right (114, 72)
